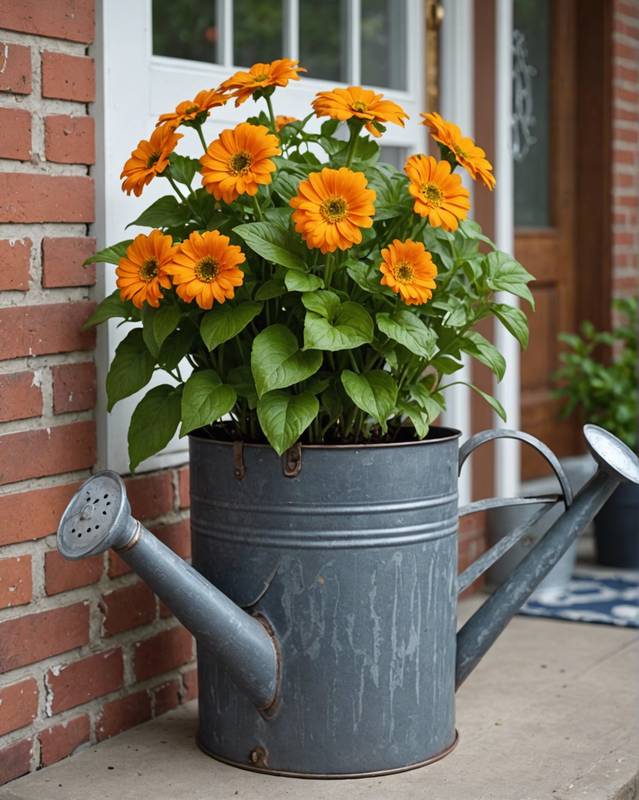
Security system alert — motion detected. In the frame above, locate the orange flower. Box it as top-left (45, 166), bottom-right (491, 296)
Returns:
top-left (200, 122), bottom-right (281, 204)
top-left (116, 230), bottom-right (176, 309)
top-left (379, 239), bottom-right (438, 306)
top-left (156, 88), bottom-right (228, 129)
top-left (404, 155), bottom-right (470, 231)
top-left (290, 167), bottom-right (376, 254)
top-left (312, 86), bottom-right (407, 137)
top-left (165, 230), bottom-right (245, 310)
top-left (275, 115), bottom-right (298, 131)
top-left (421, 112), bottom-right (496, 190)
top-left (219, 58), bottom-right (305, 106)
top-left (120, 125), bottom-right (182, 197)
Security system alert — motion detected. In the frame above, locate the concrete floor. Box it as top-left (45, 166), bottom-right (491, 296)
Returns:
top-left (1, 600), bottom-right (637, 800)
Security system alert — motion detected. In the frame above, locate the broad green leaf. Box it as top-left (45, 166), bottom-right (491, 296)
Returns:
top-left (285, 271), bottom-right (323, 292)
top-left (180, 370), bottom-right (237, 436)
top-left (157, 327), bottom-right (197, 372)
top-left (83, 240), bottom-right (132, 266)
top-left (301, 290), bottom-right (341, 320)
top-left (82, 290), bottom-right (133, 330)
top-left (376, 310), bottom-right (437, 359)
top-left (460, 330), bottom-right (506, 381)
top-left (234, 222), bottom-right (307, 270)
top-left (228, 365), bottom-right (258, 409)
top-left (304, 302), bottom-right (373, 352)
top-left (493, 304), bottom-right (529, 348)
top-left (431, 355), bottom-right (464, 375)
top-left (255, 278), bottom-right (286, 300)
top-left (340, 370), bottom-right (398, 431)
top-left (168, 153), bottom-right (200, 186)
top-left (485, 251), bottom-right (535, 308)
top-left (153, 303), bottom-right (182, 349)
top-left (251, 324), bottom-right (322, 397)
top-left (200, 301), bottom-right (262, 350)
top-left (106, 328), bottom-right (155, 411)
top-left (398, 400), bottom-right (430, 439)
top-left (346, 260), bottom-right (386, 295)
top-left (127, 195), bottom-right (190, 229)
top-left (128, 385), bottom-right (181, 471)
top-left (431, 296), bottom-right (468, 328)
top-left (141, 305), bottom-right (160, 357)
top-left (257, 390), bottom-right (319, 455)
top-left (271, 171), bottom-right (300, 202)
top-left (264, 207), bottom-right (292, 227)
top-left (466, 383), bottom-right (507, 422)
top-left (409, 383), bottom-right (445, 422)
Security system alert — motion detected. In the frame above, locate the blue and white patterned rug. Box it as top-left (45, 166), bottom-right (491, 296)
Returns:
top-left (520, 568), bottom-right (639, 628)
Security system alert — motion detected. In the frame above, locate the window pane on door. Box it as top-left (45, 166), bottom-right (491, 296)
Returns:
top-left (300, 0), bottom-right (347, 82)
top-left (152, 0), bottom-right (219, 63)
top-left (361, 0), bottom-right (407, 90)
top-left (233, 0), bottom-right (284, 66)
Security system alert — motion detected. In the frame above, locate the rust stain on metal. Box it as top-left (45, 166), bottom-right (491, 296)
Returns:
top-left (233, 440), bottom-right (246, 480)
top-left (249, 745), bottom-right (268, 768)
top-left (283, 442), bottom-right (302, 477)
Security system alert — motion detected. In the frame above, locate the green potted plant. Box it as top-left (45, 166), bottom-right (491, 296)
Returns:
top-left (554, 297), bottom-right (639, 567)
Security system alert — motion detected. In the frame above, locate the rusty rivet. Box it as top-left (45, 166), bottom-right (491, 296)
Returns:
top-left (233, 441), bottom-right (246, 480)
top-left (249, 745), bottom-right (268, 768)
top-left (283, 441), bottom-right (302, 477)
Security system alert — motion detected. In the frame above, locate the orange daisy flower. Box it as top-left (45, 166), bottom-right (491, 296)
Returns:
top-left (290, 167), bottom-right (376, 254)
top-left (421, 112), bottom-right (496, 190)
top-left (219, 58), bottom-right (305, 106)
top-left (200, 122), bottom-right (281, 204)
top-left (120, 125), bottom-right (182, 197)
top-left (156, 88), bottom-right (228, 129)
top-left (312, 86), bottom-right (407, 137)
top-left (379, 239), bottom-right (438, 306)
top-left (404, 155), bottom-right (470, 231)
top-left (275, 115), bottom-right (298, 131)
top-left (165, 230), bottom-right (246, 310)
top-left (116, 230), bottom-right (177, 309)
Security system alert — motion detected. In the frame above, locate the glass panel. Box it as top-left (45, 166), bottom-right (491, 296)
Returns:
top-left (233, 0), bottom-right (283, 67)
top-left (361, 0), bottom-right (407, 90)
top-left (299, 0), bottom-right (347, 82)
top-left (152, 0), bottom-right (219, 64)
top-left (512, 0), bottom-right (551, 228)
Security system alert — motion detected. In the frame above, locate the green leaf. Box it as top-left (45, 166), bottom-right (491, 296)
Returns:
top-left (466, 383), bottom-right (507, 422)
top-left (376, 310), bottom-right (437, 359)
top-left (409, 383), bottom-right (445, 422)
top-left (234, 222), bottom-right (307, 270)
top-left (485, 251), bottom-right (536, 308)
top-left (285, 271), bottom-right (323, 292)
top-left (153, 303), bottom-right (182, 349)
top-left (255, 278), bottom-right (286, 300)
top-left (157, 327), bottom-right (197, 372)
top-left (141, 305), bottom-right (160, 357)
top-left (256, 390), bottom-right (319, 455)
top-left (271, 171), bottom-right (300, 202)
top-left (493, 304), bottom-right (530, 348)
top-left (200, 301), bottom-right (262, 350)
top-left (83, 240), bottom-right (132, 266)
top-left (301, 290), bottom-right (341, 320)
top-left (82, 290), bottom-right (133, 330)
top-left (346, 260), bottom-right (386, 295)
top-left (127, 195), bottom-right (190, 229)
top-left (304, 302), bottom-right (373, 352)
top-left (251, 324), bottom-right (322, 397)
top-left (460, 330), bottom-right (506, 381)
top-left (168, 153), bottom-right (200, 186)
top-left (128, 385), bottom-right (181, 472)
top-left (264, 207), bottom-right (292, 227)
top-left (398, 400), bottom-right (429, 439)
top-left (180, 370), bottom-right (237, 436)
top-left (228, 365), bottom-right (258, 409)
top-left (340, 370), bottom-right (398, 431)
top-left (106, 329), bottom-right (155, 411)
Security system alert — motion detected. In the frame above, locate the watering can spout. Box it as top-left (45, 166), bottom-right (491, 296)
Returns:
top-left (455, 425), bottom-right (639, 689)
top-left (56, 471), bottom-right (278, 710)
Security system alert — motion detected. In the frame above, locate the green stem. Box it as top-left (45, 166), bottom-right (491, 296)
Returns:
top-left (167, 174), bottom-right (187, 202)
top-left (344, 128), bottom-right (360, 167)
top-left (348, 349), bottom-right (360, 373)
top-left (324, 253), bottom-right (335, 289)
top-left (251, 194), bottom-right (264, 221)
top-left (264, 95), bottom-right (277, 130)
top-left (195, 124), bottom-right (208, 153)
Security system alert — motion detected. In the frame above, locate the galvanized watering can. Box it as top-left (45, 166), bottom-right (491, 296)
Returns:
top-left (57, 424), bottom-right (639, 778)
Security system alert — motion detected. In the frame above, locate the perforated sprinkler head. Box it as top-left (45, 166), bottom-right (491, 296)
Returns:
top-left (583, 424), bottom-right (639, 486)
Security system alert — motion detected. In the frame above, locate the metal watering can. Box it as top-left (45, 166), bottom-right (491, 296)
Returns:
top-left (57, 424), bottom-right (639, 778)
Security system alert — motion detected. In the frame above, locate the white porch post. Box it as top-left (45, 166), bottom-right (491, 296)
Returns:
top-left (440, 0), bottom-right (474, 505)
top-left (494, 0), bottom-right (520, 497)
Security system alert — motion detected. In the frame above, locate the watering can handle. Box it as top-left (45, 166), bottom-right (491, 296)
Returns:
top-left (456, 429), bottom-right (573, 594)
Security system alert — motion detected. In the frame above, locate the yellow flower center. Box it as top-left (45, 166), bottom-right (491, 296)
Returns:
top-left (229, 151), bottom-right (253, 175)
top-left (351, 101), bottom-right (368, 113)
top-left (195, 256), bottom-right (219, 282)
top-left (253, 72), bottom-right (269, 83)
top-left (454, 144), bottom-right (469, 160)
top-left (320, 196), bottom-right (348, 223)
top-left (395, 262), bottom-right (414, 283)
top-left (422, 182), bottom-right (443, 207)
top-left (184, 104), bottom-right (199, 116)
top-left (146, 152), bottom-right (160, 169)
top-left (140, 258), bottom-right (158, 282)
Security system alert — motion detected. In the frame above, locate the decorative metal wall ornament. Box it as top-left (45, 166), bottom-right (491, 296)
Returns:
top-left (512, 28), bottom-right (537, 162)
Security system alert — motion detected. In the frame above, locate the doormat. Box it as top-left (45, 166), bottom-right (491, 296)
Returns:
top-left (520, 568), bottom-right (639, 628)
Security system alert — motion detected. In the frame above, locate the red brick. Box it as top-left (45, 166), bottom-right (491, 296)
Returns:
top-left (0, 371), bottom-right (42, 423)
top-left (152, 679), bottom-right (181, 717)
top-left (0, 0), bottom-right (95, 43)
top-left (0, 421), bottom-right (96, 486)
top-left (0, 555), bottom-right (31, 608)
top-left (52, 362), bottom-right (96, 414)
top-left (45, 549), bottom-right (102, 595)
top-left (47, 648), bottom-right (123, 714)
top-left (125, 471), bottom-right (174, 521)
top-left (159, 599), bottom-right (172, 619)
top-left (96, 690), bottom-right (152, 742)
top-left (108, 551), bottom-right (132, 579)
top-left (154, 519), bottom-right (191, 560)
top-left (0, 107), bottom-right (31, 160)
top-left (45, 115), bottom-right (95, 165)
top-left (0, 238), bottom-right (30, 290)
top-left (42, 236), bottom-right (96, 288)
top-left (0, 174), bottom-right (94, 223)
top-left (0, 678), bottom-right (38, 736)
top-left (178, 466), bottom-right (190, 509)
top-left (0, 738), bottom-right (32, 785)
top-left (182, 667), bottom-right (198, 701)
top-left (134, 626), bottom-right (193, 682)
top-left (0, 302), bottom-right (95, 360)
top-left (41, 52), bottom-right (95, 102)
top-left (0, 43), bottom-right (31, 95)
top-left (0, 481), bottom-right (80, 547)
top-left (101, 581), bottom-right (156, 637)
top-left (0, 603), bottom-right (89, 673)
top-left (39, 714), bottom-right (90, 767)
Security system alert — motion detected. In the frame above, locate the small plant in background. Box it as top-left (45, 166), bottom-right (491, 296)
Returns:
top-left (554, 297), bottom-right (638, 450)
top-left (84, 58), bottom-right (534, 470)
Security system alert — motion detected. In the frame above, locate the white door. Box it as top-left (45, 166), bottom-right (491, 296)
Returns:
top-left (95, 0), bottom-right (426, 473)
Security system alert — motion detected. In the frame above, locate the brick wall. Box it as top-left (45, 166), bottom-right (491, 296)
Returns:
top-left (0, 4), bottom-right (195, 785)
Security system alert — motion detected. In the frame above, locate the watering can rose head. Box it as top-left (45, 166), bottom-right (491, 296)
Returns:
top-left (83, 59), bottom-right (534, 470)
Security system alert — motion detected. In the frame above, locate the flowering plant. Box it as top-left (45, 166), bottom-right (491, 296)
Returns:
top-left (85, 59), bottom-right (534, 470)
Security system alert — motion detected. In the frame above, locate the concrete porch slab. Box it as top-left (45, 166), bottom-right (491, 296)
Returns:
top-left (1, 601), bottom-right (637, 800)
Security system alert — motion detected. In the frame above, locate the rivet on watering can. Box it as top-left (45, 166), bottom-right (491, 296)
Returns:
top-left (283, 442), bottom-right (302, 478)
top-left (249, 746), bottom-right (268, 768)
top-left (233, 441), bottom-right (246, 480)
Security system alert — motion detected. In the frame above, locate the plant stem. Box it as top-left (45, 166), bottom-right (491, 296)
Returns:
top-left (251, 194), bottom-right (264, 221)
top-left (195, 124), bottom-right (208, 153)
top-left (167, 174), bottom-right (187, 202)
top-left (265, 95), bottom-right (277, 130)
